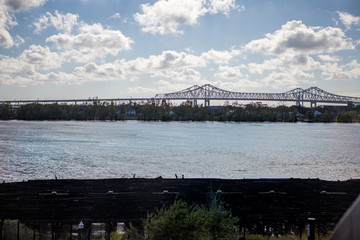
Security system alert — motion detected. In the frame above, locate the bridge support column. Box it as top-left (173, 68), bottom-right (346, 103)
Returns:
top-left (193, 99), bottom-right (197, 106)
top-left (310, 102), bottom-right (317, 108)
top-left (205, 99), bottom-right (210, 107)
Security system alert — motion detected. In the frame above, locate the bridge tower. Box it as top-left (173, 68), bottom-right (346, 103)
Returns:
top-left (310, 101), bottom-right (317, 108)
top-left (296, 93), bottom-right (303, 107)
top-left (205, 99), bottom-right (210, 107)
top-left (204, 84), bottom-right (210, 107)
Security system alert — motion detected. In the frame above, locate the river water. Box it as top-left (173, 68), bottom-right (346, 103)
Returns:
top-left (0, 121), bottom-right (359, 182)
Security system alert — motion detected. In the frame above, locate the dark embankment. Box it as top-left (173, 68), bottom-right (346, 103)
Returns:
top-left (0, 178), bottom-right (359, 235)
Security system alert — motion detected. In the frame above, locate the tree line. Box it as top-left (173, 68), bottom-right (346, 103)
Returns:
top-left (0, 101), bottom-right (359, 123)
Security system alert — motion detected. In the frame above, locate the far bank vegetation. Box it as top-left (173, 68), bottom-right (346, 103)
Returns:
top-left (0, 100), bottom-right (359, 123)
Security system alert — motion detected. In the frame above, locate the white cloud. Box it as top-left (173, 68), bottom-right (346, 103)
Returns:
top-left (46, 23), bottom-right (134, 62)
top-left (0, 6), bottom-right (16, 48)
top-left (0, 44), bottom-right (63, 86)
top-left (261, 70), bottom-right (313, 88)
top-left (318, 55), bottom-right (340, 62)
top-left (20, 45), bottom-right (62, 70)
top-left (134, 0), bottom-right (205, 35)
top-left (155, 80), bottom-right (193, 93)
top-left (1, 58), bottom-right (126, 86)
top-left (71, 50), bottom-right (206, 85)
top-left (134, 0), bottom-right (239, 35)
top-left (0, 45), bottom-right (61, 73)
top-left (212, 79), bottom-right (260, 90)
top-left (73, 61), bottom-right (127, 83)
top-left (152, 68), bottom-right (203, 82)
top-left (243, 20), bottom-right (357, 88)
top-left (3, 0), bottom-right (46, 12)
top-left (201, 48), bottom-right (240, 64)
top-left (0, 59), bottom-right (43, 86)
top-left (126, 50), bottom-right (206, 73)
top-left (337, 11), bottom-right (360, 30)
top-left (214, 65), bottom-right (244, 79)
top-left (246, 55), bottom-right (320, 88)
top-left (78, 22), bottom-right (103, 33)
top-left (248, 54), bottom-right (320, 76)
top-left (126, 86), bottom-right (158, 96)
top-left (321, 60), bottom-right (360, 81)
top-left (207, 0), bottom-right (238, 15)
top-left (0, 47), bottom-right (209, 86)
top-left (34, 11), bottom-right (79, 34)
top-left (0, 0), bottom-right (46, 48)
top-left (13, 34), bottom-right (24, 46)
top-left (111, 13), bottom-right (121, 19)
top-left (248, 58), bottom-right (283, 75)
top-left (0, 73), bottom-right (39, 86)
top-left (245, 20), bottom-right (354, 55)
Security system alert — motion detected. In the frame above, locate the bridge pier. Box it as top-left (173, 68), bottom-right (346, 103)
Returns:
top-left (296, 98), bottom-right (305, 107)
top-left (193, 99), bottom-right (197, 106)
top-left (310, 102), bottom-right (317, 108)
top-left (205, 99), bottom-right (210, 107)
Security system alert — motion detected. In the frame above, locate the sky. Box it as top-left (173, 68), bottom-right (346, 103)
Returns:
top-left (0, 0), bottom-right (359, 101)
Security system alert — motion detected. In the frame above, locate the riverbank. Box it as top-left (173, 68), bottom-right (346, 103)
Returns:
top-left (1, 102), bottom-right (359, 122)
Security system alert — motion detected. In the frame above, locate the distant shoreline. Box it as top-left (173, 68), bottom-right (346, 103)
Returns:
top-left (1, 102), bottom-right (359, 122)
top-left (0, 118), bottom-right (359, 123)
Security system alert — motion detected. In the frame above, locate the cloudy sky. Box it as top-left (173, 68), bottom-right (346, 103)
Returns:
top-left (0, 0), bottom-right (359, 100)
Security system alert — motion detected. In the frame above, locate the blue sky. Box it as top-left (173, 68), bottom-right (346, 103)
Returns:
top-left (0, 0), bottom-right (359, 101)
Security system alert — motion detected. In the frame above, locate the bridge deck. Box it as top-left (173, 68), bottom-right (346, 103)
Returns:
top-left (1, 84), bottom-right (360, 105)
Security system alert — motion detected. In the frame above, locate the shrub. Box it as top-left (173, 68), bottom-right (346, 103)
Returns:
top-left (143, 198), bottom-right (239, 240)
top-left (110, 231), bottom-right (123, 240)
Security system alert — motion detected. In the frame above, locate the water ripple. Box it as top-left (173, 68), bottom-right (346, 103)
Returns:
top-left (0, 121), bottom-right (359, 181)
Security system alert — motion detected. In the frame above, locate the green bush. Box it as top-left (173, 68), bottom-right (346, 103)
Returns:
top-left (122, 223), bottom-right (143, 240)
top-left (110, 231), bottom-right (123, 240)
top-left (143, 199), bottom-right (239, 240)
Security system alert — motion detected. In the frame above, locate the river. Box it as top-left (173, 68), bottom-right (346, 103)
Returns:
top-left (0, 120), bottom-right (359, 181)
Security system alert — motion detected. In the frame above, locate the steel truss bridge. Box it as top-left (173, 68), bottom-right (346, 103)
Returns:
top-left (2, 84), bottom-right (360, 107)
top-left (155, 84), bottom-right (360, 107)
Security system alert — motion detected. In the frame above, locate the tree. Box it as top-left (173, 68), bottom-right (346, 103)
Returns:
top-left (322, 111), bottom-right (332, 122)
top-left (206, 198), bottom-right (239, 240)
top-left (336, 111), bottom-right (356, 123)
top-left (0, 104), bottom-right (14, 119)
top-left (44, 104), bottom-right (68, 120)
top-left (122, 223), bottom-right (143, 240)
top-left (17, 103), bottom-right (44, 120)
top-left (144, 199), bottom-right (239, 240)
top-left (145, 200), bottom-right (209, 240)
top-left (305, 110), bottom-right (315, 122)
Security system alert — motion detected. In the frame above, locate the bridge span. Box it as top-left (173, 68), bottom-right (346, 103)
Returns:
top-left (154, 84), bottom-right (360, 107)
top-left (1, 84), bottom-right (360, 107)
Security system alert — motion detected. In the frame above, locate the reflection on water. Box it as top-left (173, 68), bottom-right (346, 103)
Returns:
top-left (0, 120), bottom-right (359, 181)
